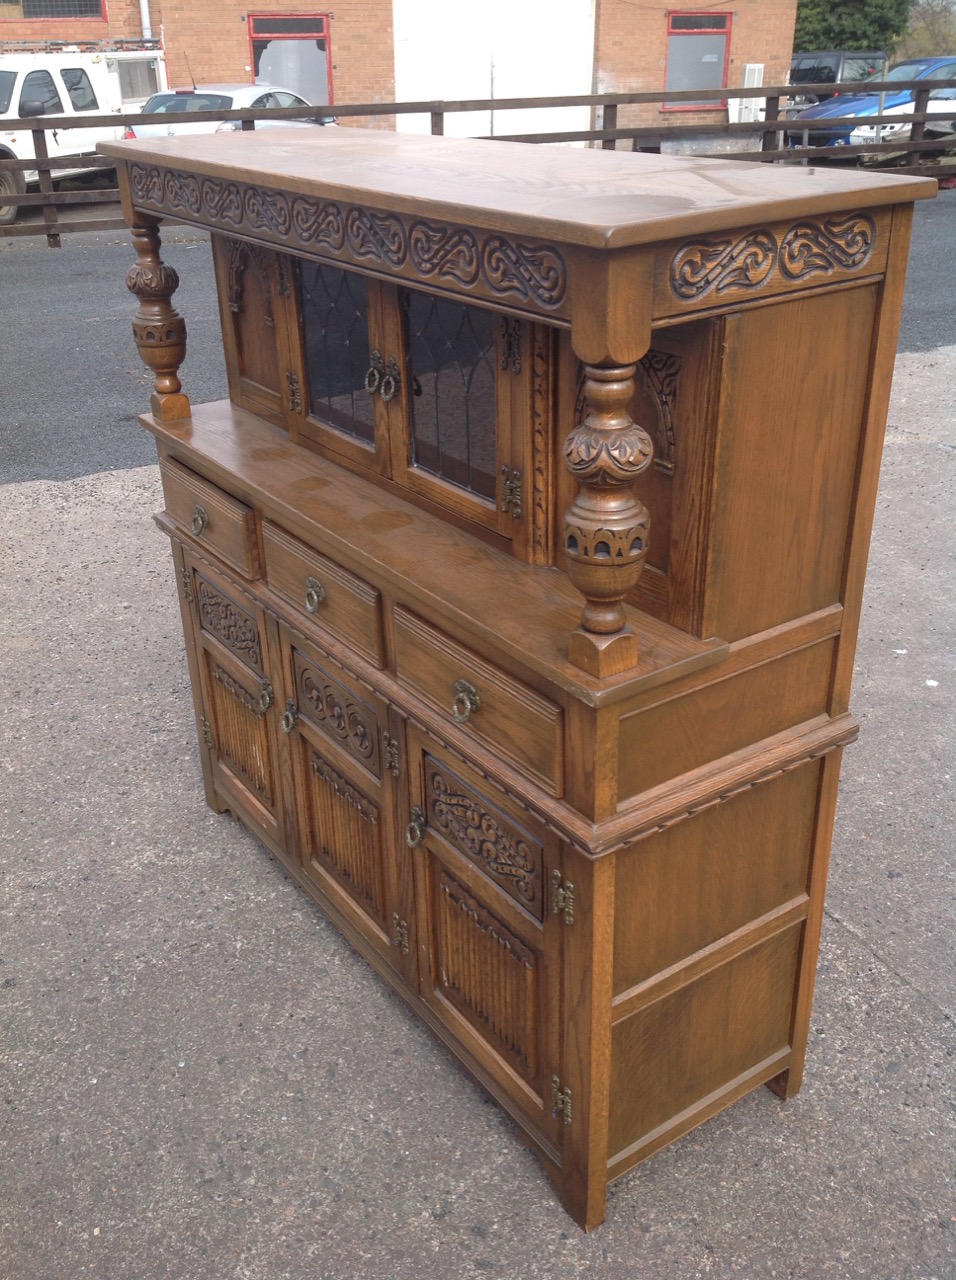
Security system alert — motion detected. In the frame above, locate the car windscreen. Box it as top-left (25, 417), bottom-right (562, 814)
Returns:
top-left (0, 70), bottom-right (15, 114)
top-left (884, 61), bottom-right (933, 81)
top-left (142, 92), bottom-right (234, 113)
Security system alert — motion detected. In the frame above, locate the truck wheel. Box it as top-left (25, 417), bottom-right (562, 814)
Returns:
top-left (0, 167), bottom-right (26, 226)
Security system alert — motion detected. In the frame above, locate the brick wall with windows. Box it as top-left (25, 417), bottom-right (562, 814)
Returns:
top-left (0, 0), bottom-right (155, 44)
top-left (594, 0), bottom-right (797, 128)
top-left (1, 0), bottom-right (795, 129)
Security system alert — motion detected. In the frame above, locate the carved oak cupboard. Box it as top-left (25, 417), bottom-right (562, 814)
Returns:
top-left (102, 129), bottom-right (934, 1229)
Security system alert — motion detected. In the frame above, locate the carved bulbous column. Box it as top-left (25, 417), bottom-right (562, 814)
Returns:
top-left (126, 220), bottom-right (190, 422)
top-left (563, 364), bottom-right (653, 677)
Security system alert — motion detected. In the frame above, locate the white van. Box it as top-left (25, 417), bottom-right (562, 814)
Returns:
top-left (0, 45), bottom-right (166, 224)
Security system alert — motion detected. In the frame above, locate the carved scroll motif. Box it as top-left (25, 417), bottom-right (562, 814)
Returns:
top-left (410, 222), bottom-right (480, 285)
top-left (346, 207), bottom-right (408, 266)
top-left (780, 213), bottom-right (876, 279)
top-left (295, 652), bottom-right (380, 775)
top-left (201, 178), bottom-right (243, 225)
top-left (163, 169), bottom-right (202, 217)
top-left (670, 229), bottom-right (777, 300)
top-left (428, 764), bottom-right (542, 917)
top-left (669, 213), bottom-right (879, 302)
top-left (481, 237), bottom-right (567, 308)
top-left (243, 185), bottom-right (291, 237)
top-left (196, 578), bottom-right (262, 668)
top-left (127, 164), bottom-right (569, 314)
top-left (291, 197), bottom-right (345, 250)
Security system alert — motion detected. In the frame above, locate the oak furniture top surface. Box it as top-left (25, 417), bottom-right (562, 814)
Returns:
top-left (101, 130), bottom-right (936, 250)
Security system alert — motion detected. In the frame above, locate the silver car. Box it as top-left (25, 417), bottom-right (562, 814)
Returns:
top-left (124, 83), bottom-right (334, 138)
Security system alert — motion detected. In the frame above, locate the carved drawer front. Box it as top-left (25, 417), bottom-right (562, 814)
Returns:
top-left (263, 520), bottom-right (384, 667)
top-left (393, 606), bottom-right (564, 797)
top-left (160, 457), bottom-right (260, 579)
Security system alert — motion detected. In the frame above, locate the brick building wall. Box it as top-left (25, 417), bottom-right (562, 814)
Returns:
top-left (0, 0), bottom-right (157, 46)
top-left (1, 0), bottom-right (796, 128)
top-left (595, 0), bottom-right (797, 128)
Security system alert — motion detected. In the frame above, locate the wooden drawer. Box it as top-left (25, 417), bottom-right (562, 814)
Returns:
top-left (262, 520), bottom-right (384, 667)
top-left (160, 457), bottom-right (260, 579)
top-left (394, 606), bottom-right (564, 796)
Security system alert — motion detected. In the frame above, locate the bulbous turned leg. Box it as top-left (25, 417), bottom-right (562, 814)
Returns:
top-left (125, 219), bottom-right (191, 422)
top-left (563, 364), bottom-right (653, 677)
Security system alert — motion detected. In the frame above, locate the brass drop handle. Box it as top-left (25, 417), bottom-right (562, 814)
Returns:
top-left (364, 350), bottom-right (401, 402)
top-left (304, 576), bottom-right (326, 613)
top-left (380, 357), bottom-right (401, 403)
top-left (451, 678), bottom-right (481, 724)
top-left (191, 504), bottom-right (208, 535)
top-left (406, 806), bottom-right (426, 848)
top-left (281, 699), bottom-right (299, 734)
top-left (258, 683), bottom-right (275, 714)
top-left (364, 349), bottom-right (384, 395)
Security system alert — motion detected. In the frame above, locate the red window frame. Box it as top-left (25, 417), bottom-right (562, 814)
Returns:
top-left (662, 11), bottom-right (732, 112)
top-left (247, 11), bottom-right (334, 105)
top-left (6, 0), bottom-right (106, 19)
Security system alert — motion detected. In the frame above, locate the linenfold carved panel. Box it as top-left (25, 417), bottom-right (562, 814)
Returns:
top-left (127, 163), bottom-right (569, 318)
top-left (425, 756), bottom-right (544, 920)
top-left (435, 866), bottom-right (538, 1078)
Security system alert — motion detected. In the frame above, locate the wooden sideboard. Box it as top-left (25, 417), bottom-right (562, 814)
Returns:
top-left (102, 130), bottom-right (935, 1229)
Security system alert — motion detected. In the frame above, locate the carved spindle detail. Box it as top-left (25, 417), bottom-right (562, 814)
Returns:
top-left (125, 220), bottom-right (190, 421)
top-left (562, 364), bottom-right (653, 677)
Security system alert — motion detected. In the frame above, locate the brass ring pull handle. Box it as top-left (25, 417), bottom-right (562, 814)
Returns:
top-left (281, 699), bottom-right (299, 734)
top-left (258, 683), bottom-right (275, 714)
top-left (451, 678), bottom-right (481, 724)
top-left (364, 349), bottom-right (384, 395)
top-left (191, 505), bottom-right (208, 535)
top-left (406, 806), bottom-right (426, 848)
top-left (304, 576), bottom-right (326, 613)
top-left (380, 357), bottom-right (402, 403)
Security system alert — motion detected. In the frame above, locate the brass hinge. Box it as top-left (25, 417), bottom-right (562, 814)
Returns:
top-left (551, 870), bottom-right (575, 926)
top-left (390, 912), bottom-right (410, 955)
top-left (180, 568), bottom-right (193, 603)
top-left (551, 1075), bottom-right (572, 1125)
top-left (276, 254), bottom-right (292, 297)
top-left (500, 466), bottom-right (522, 519)
top-left (286, 370), bottom-right (303, 414)
top-left (383, 733), bottom-right (400, 778)
top-left (200, 717), bottom-right (214, 750)
top-left (499, 316), bottom-right (522, 373)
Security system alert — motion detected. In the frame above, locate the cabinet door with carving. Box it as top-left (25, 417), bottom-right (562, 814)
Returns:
top-left (176, 544), bottom-right (285, 853)
top-left (273, 619), bottom-right (414, 982)
top-left (405, 726), bottom-right (565, 1149)
top-left (211, 234), bottom-right (300, 429)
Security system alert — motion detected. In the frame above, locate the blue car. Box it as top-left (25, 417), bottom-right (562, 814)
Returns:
top-left (786, 56), bottom-right (956, 147)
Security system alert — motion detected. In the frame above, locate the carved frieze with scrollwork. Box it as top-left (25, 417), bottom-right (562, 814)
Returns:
top-left (666, 211), bottom-right (880, 312)
top-left (127, 163), bottom-right (570, 319)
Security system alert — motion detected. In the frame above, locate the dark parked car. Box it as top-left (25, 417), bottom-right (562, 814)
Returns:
top-left (788, 50), bottom-right (887, 108)
top-left (786, 56), bottom-right (956, 147)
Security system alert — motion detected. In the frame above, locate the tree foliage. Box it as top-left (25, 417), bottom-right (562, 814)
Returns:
top-left (895, 0), bottom-right (956, 56)
top-left (794, 0), bottom-right (916, 52)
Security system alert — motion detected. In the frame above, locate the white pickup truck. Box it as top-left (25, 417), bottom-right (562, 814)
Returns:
top-left (0, 46), bottom-right (166, 224)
